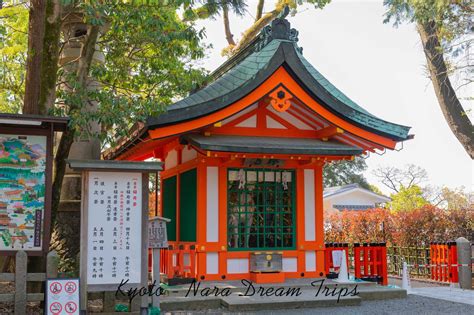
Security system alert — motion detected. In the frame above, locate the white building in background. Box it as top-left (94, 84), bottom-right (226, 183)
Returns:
top-left (323, 183), bottom-right (391, 214)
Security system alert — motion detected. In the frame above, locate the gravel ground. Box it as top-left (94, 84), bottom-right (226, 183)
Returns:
top-left (167, 295), bottom-right (474, 315)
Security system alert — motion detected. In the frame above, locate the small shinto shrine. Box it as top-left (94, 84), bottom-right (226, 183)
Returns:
top-left (107, 17), bottom-right (412, 283)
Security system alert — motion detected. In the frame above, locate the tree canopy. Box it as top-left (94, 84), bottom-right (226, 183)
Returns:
top-left (323, 157), bottom-right (370, 189)
top-left (0, 3), bottom-right (28, 113)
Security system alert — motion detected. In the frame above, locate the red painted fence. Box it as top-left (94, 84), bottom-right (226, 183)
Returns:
top-left (353, 243), bottom-right (388, 285)
top-left (430, 241), bottom-right (458, 283)
top-left (158, 242), bottom-right (196, 279)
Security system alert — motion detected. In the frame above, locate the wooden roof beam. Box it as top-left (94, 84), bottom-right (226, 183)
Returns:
top-left (314, 126), bottom-right (344, 141)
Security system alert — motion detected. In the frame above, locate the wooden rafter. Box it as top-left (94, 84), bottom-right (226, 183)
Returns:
top-left (314, 126), bottom-right (344, 141)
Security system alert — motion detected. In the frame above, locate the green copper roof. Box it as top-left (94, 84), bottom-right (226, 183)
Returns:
top-left (182, 134), bottom-right (363, 156)
top-left (147, 18), bottom-right (411, 141)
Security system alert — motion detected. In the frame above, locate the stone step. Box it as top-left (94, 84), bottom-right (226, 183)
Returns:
top-left (163, 278), bottom-right (376, 297)
top-left (221, 290), bottom-right (361, 312)
top-left (159, 281), bottom-right (407, 312)
top-left (160, 289), bottom-right (361, 312)
top-left (160, 297), bottom-right (223, 312)
top-left (357, 285), bottom-right (407, 300)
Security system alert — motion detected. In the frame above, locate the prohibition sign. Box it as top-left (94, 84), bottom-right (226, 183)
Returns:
top-left (49, 281), bottom-right (62, 294)
top-left (49, 301), bottom-right (62, 314)
top-left (64, 281), bottom-right (77, 294)
top-left (65, 301), bottom-right (78, 314)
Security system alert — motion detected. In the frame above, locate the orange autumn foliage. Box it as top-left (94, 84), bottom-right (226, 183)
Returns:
top-left (325, 205), bottom-right (473, 246)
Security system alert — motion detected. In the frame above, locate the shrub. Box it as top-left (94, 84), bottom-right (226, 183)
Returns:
top-left (325, 205), bottom-right (473, 246)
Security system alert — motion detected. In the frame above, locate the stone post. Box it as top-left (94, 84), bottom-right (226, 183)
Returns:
top-left (50, 11), bottom-right (104, 270)
top-left (455, 237), bottom-right (472, 289)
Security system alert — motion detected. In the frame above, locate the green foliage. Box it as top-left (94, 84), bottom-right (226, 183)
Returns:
top-left (83, 3), bottom-right (207, 146)
top-left (0, 1), bottom-right (208, 146)
top-left (36, 2), bottom-right (207, 148)
top-left (323, 157), bottom-right (370, 189)
top-left (383, 0), bottom-right (471, 36)
top-left (369, 184), bottom-right (383, 194)
top-left (383, 0), bottom-right (472, 71)
top-left (390, 185), bottom-right (429, 212)
top-left (0, 3), bottom-right (28, 113)
top-left (182, 0), bottom-right (248, 21)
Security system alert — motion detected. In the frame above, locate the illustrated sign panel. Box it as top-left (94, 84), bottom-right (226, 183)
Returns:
top-left (46, 278), bottom-right (80, 315)
top-left (86, 172), bottom-right (142, 285)
top-left (148, 218), bottom-right (168, 249)
top-left (0, 134), bottom-right (47, 251)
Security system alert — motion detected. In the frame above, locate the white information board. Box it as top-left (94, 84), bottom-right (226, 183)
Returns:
top-left (86, 172), bottom-right (142, 285)
top-left (46, 278), bottom-right (80, 315)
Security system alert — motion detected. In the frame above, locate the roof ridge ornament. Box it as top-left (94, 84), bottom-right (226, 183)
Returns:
top-left (255, 6), bottom-right (300, 52)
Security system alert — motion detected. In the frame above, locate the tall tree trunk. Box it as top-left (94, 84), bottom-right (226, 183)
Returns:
top-left (222, 4), bottom-right (235, 46)
top-left (23, 1), bottom-right (47, 299)
top-left (417, 20), bottom-right (474, 159)
top-left (23, 0), bottom-right (46, 114)
top-left (38, 0), bottom-right (62, 113)
top-left (255, 0), bottom-right (264, 22)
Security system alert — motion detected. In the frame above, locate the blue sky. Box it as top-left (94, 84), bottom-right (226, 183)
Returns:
top-left (195, 0), bottom-right (473, 194)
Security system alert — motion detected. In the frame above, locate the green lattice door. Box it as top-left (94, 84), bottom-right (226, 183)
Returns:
top-left (227, 168), bottom-right (295, 250)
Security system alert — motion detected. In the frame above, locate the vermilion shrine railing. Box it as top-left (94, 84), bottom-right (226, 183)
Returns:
top-left (387, 242), bottom-right (461, 284)
top-left (158, 242), bottom-right (197, 280)
top-left (353, 243), bottom-right (388, 285)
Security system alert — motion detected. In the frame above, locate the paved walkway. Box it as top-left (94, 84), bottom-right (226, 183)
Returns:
top-left (408, 286), bottom-right (474, 306)
top-left (389, 276), bottom-right (474, 305)
top-left (167, 295), bottom-right (474, 314)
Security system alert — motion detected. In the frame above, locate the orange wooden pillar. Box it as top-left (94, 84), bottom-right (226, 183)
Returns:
top-left (314, 164), bottom-right (325, 277)
top-left (296, 168), bottom-right (306, 276)
top-left (196, 164), bottom-right (207, 280)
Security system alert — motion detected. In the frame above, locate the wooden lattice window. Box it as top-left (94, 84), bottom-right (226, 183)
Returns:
top-left (227, 168), bottom-right (295, 250)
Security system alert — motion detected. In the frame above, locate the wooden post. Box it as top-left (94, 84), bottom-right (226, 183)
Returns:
top-left (152, 248), bottom-right (160, 309)
top-left (80, 171), bottom-right (89, 315)
top-left (140, 172), bottom-right (150, 315)
top-left (14, 251), bottom-right (27, 314)
top-left (103, 291), bottom-right (115, 312)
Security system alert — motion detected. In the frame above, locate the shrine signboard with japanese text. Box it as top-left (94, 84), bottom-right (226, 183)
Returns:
top-left (86, 172), bottom-right (142, 285)
top-left (148, 216), bottom-right (170, 249)
top-left (68, 159), bottom-right (162, 313)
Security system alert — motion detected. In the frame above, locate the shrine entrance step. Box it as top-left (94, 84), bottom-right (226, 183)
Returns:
top-left (167, 277), bottom-right (195, 286)
top-left (159, 279), bottom-right (407, 312)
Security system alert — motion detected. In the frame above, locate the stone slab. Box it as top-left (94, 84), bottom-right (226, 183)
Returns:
top-left (220, 289), bottom-right (361, 312)
top-left (410, 287), bottom-right (474, 306)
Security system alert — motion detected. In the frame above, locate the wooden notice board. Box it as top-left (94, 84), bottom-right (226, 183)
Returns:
top-left (68, 159), bottom-right (162, 313)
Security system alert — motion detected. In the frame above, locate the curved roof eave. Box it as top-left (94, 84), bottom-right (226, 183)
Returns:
top-left (146, 41), bottom-right (411, 142)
